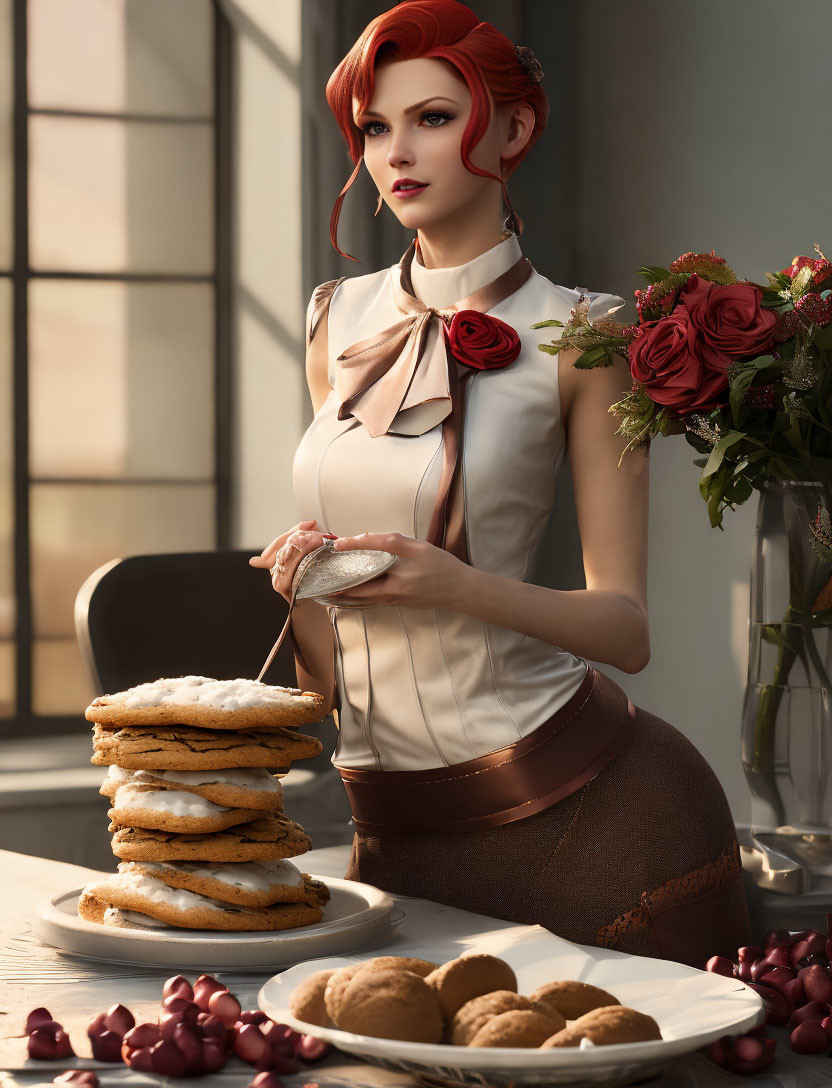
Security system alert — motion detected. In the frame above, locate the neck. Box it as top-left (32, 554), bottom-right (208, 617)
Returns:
top-left (416, 189), bottom-right (509, 270)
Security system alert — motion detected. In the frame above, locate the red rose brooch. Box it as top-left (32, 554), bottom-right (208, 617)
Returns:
top-left (446, 310), bottom-right (522, 370)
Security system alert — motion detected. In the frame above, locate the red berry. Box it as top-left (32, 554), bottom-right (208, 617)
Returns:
top-left (89, 1031), bottom-right (123, 1063)
top-left (294, 1035), bottom-right (333, 1063)
top-left (25, 1008), bottom-right (54, 1035)
top-left (162, 975), bottom-right (194, 1002)
top-left (53, 1073), bottom-right (99, 1088)
top-left (790, 1019), bottom-right (830, 1054)
top-left (705, 955), bottom-right (734, 977)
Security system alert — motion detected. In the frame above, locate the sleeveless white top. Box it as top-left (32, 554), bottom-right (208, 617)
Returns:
top-left (293, 234), bottom-right (623, 771)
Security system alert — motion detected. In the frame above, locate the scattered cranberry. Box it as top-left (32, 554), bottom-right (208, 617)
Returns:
top-left (802, 964), bottom-right (832, 1004)
top-left (757, 965), bottom-right (795, 994)
top-left (247, 1075), bottom-right (285, 1088)
top-left (28, 1023), bottom-right (74, 1061)
top-left (193, 974), bottom-right (227, 1012)
top-left (790, 1019), bottom-right (830, 1055)
top-left (745, 981), bottom-right (792, 1027)
top-left (234, 1024), bottom-right (271, 1065)
top-left (705, 955), bottom-right (734, 977)
top-left (88, 1031), bottom-right (122, 1063)
top-left (238, 1010), bottom-right (270, 1026)
top-left (53, 1073), bottom-right (98, 1088)
top-left (208, 990), bottom-right (241, 1027)
top-left (25, 1008), bottom-right (55, 1035)
top-left (788, 1000), bottom-right (828, 1028)
top-left (707, 1033), bottom-right (777, 1075)
top-left (294, 1034), bottom-right (333, 1063)
top-left (163, 975), bottom-right (194, 1002)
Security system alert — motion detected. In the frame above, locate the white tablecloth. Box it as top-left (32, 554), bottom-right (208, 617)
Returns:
top-left (0, 846), bottom-right (825, 1087)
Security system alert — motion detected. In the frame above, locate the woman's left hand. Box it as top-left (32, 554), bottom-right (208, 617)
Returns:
top-left (329, 532), bottom-right (470, 610)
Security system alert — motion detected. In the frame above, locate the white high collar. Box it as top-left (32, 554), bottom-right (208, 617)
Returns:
top-left (410, 233), bottom-right (523, 309)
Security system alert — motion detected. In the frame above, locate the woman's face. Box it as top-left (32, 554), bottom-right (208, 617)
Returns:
top-left (355, 57), bottom-right (513, 233)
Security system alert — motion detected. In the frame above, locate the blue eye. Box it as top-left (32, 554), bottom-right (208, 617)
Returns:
top-left (361, 121), bottom-right (387, 138)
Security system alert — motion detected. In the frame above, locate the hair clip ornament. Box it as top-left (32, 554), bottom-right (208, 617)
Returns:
top-left (515, 45), bottom-right (544, 85)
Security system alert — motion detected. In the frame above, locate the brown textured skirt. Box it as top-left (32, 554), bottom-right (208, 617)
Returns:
top-left (343, 669), bottom-right (752, 969)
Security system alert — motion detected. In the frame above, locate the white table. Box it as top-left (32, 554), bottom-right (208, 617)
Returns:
top-left (0, 847), bottom-right (825, 1087)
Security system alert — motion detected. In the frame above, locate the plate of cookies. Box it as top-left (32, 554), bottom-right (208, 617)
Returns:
top-left (259, 951), bottom-right (764, 1087)
top-left (33, 676), bottom-right (403, 970)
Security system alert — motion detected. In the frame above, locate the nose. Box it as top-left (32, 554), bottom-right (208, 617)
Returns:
top-left (385, 128), bottom-right (414, 170)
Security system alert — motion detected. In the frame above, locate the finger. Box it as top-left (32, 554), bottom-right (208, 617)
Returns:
top-left (270, 529), bottom-right (327, 594)
top-left (332, 531), bottom-right (412, 556)
top-left (249, 521), bottom-right (316, 566)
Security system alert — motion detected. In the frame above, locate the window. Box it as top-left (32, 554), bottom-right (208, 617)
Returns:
top-left (1, 0), bottom-right (231, 732)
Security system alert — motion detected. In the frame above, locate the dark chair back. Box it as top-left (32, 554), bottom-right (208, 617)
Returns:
top-left (75, 551), bottom-right (294, 696)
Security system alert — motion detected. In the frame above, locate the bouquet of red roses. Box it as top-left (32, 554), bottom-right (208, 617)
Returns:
top-left (534, 245), bottom-right (832, 531)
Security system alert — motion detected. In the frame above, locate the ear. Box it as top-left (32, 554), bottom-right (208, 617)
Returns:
top-left (500, 104), bottom-right (535, 169)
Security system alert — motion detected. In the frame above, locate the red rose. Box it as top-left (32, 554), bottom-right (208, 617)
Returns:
top-left (680, 274), bottom-right (777, 366)
top-left (628, 305), bottom-right (729, 413)
top-left (446, 310), bottom-right (521, 370)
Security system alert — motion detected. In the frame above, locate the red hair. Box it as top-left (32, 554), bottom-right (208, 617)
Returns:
top-left (326, 0), bottom-right (549, 261)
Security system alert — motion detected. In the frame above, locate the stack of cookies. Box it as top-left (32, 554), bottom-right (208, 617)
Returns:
top-left (78, 676), bottom-right (331, 932)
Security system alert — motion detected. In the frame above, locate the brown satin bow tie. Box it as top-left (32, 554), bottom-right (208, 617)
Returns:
top-left (333, 240), bottom-right (534, 562)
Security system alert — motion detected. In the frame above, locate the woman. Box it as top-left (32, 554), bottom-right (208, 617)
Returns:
top-left (251, 0), bottom-right (751, 966)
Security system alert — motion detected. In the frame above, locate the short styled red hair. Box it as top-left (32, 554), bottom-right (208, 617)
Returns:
top-left (325, 0), bottom-right (549, 260)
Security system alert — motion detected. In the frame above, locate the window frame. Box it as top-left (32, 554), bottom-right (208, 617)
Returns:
top-left (2, 0), bottom-right (233, 736)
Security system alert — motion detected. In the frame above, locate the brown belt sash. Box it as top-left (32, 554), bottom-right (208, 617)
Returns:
top-left (338, 666), bottom-right (637, 836)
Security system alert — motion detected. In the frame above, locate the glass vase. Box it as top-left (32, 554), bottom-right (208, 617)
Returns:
top-left (742, 475), bottom-right (832, 886)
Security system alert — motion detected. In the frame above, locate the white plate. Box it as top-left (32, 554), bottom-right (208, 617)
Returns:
top-left (33, 876), bottom-right (403, 972)
top-left (259, 954), bottom-right (764, 1087)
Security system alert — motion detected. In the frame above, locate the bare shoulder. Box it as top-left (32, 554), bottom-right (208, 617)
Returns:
top-left (558, 346), bottom-right (632, 431)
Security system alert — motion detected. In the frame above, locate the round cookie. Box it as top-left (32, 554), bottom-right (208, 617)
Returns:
top-left (426, 954), bottom-right (517, 1020)
top-left (541, 1006), bottom-right (662, 1048)
top-left (79, 872), bottom-right (329, 931)
top-left (101, 765), bottom-right (284, 812)
top-left (469, 1009), bottom-right (560, 1048)
top-left (530, 980), bottom-right (620, 1021)
top-left (451, 991), bottom-right (564, 1046)
top-left (91, 723), bottom-right (322, 771)
top-left (355, 955), bottom-right (438, 979)
top-left (324, 956), bottom-right (439, 1026)
top-left (324, 964), bottom-right (364, 1025)
top-left (289, 969), bottom-right (336, 1027)
top-left (109, 812), bottom-right (310, 863)
top-left (85, 675), bottom-right (325, 729)
top-left (107, 783), bottom-right (261, 834)
top-left (337, 968), bottom-right (443, 1043)
top-left (119, 858), bottom-right (312, 907)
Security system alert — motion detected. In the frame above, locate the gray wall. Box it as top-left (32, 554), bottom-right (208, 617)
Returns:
top-left (292, 0), bottom-right (832, 823)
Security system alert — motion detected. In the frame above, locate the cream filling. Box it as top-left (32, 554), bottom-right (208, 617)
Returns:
top-left (124, 858), bottom-right (303, 892)
top-left (89, 872), bottom-right (240, 913)
top-left (105, 906), bottom-right (172, 928)
top-left (105, 765), bottom-right (282, 795)
top-left (112, 785), bottom-right (232, 818)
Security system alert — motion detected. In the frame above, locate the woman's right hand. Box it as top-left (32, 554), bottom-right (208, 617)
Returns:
top-left (248, 519), bottom-right (333, 602)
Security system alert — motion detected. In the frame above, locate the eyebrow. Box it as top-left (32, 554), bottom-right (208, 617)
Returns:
top-left (356, 96), bottom-right (458, 122)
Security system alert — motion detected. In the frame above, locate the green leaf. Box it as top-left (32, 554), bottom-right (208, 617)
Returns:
top-left (572, 345), bottom-right (610, 369)
top-left (812, 606), bottom-right (832, 626)
top-left (700, 430), bottom-right (747, 483)
top-left (635, 265), bottom-right (671, 283)
top-left (529, 319), bottom-right (565, 329)
top-left (537, 344), bottom-right (559, 355)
